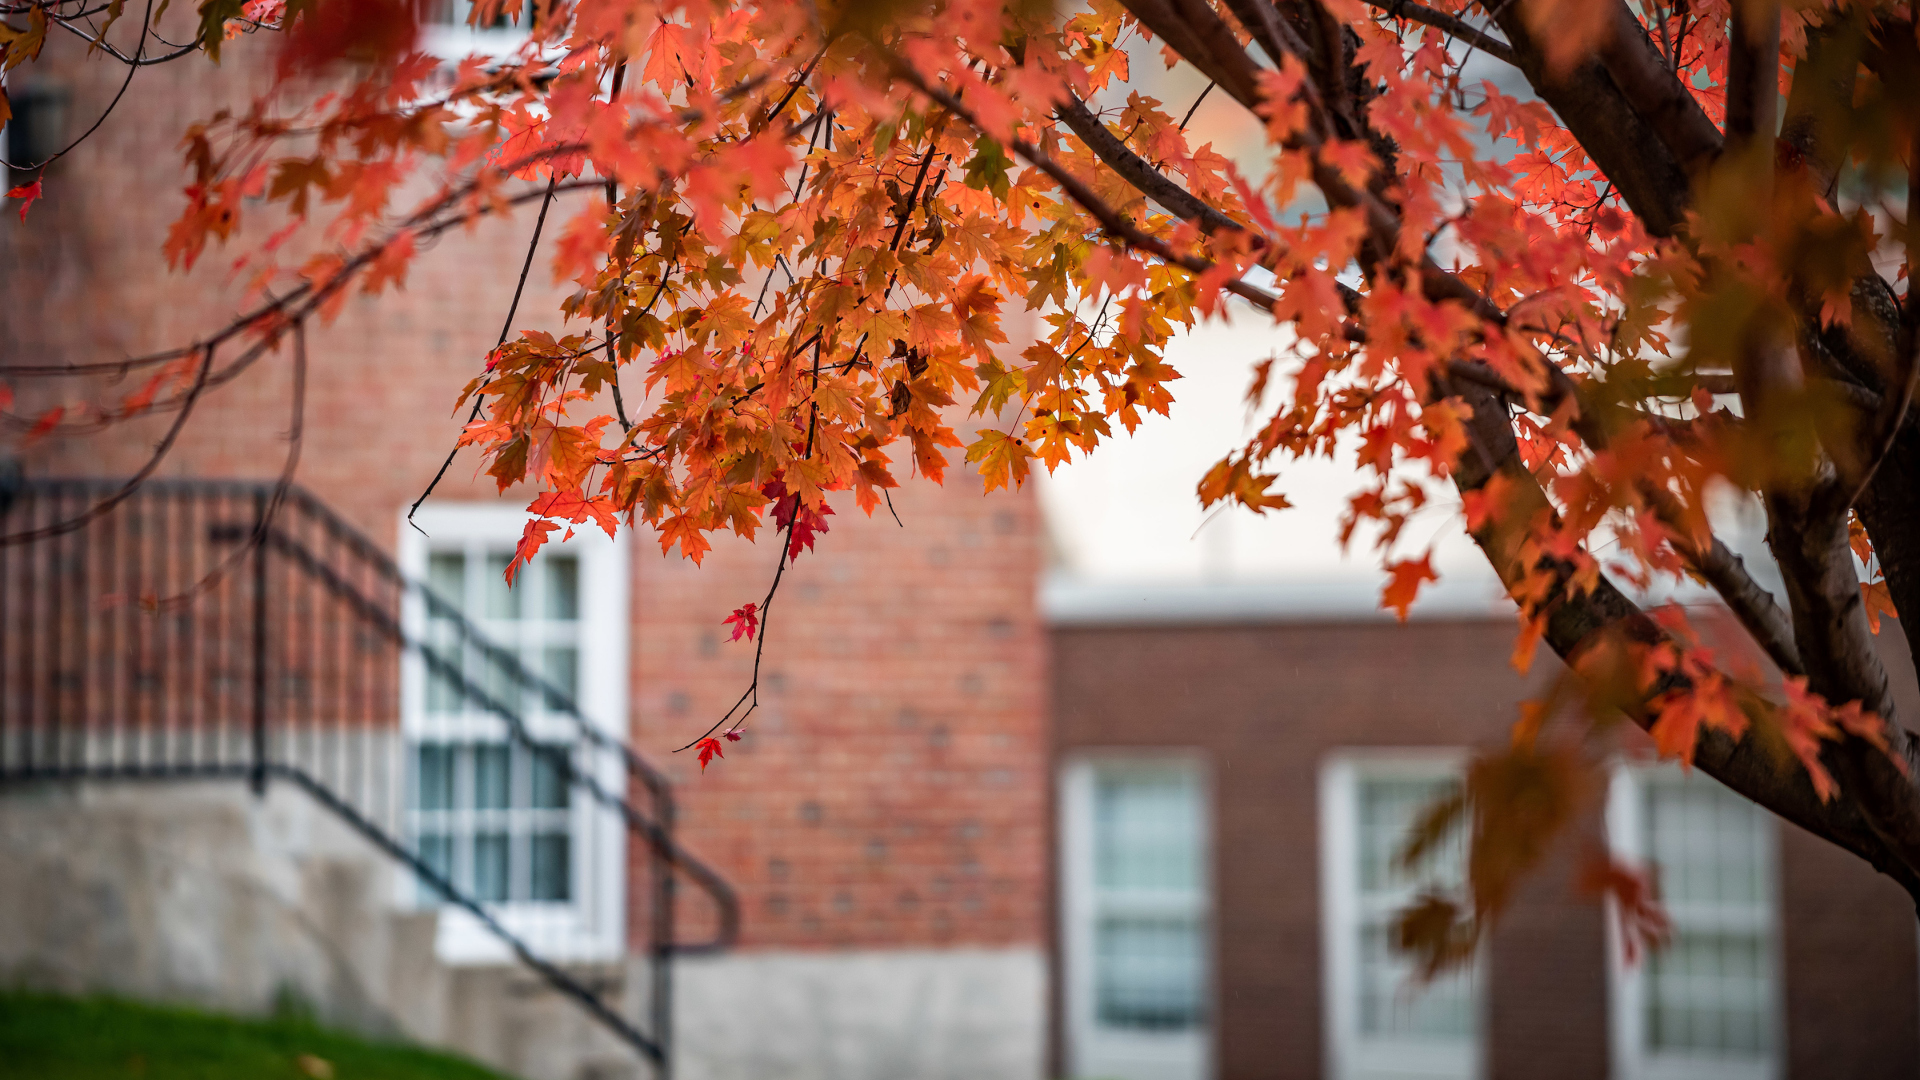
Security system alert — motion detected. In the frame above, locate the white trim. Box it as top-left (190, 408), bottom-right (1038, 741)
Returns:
top-left (1605, 763), bottom-right (1783, 1080)
top-left (398, 502), bottom-right (628, 964)
top-left (1043, 576), bottom-right (1512, 627)
top-left (1320, 749), bottom-right (1483, 1080)
top-left (1059, 751), bottom-right (1213, 1080)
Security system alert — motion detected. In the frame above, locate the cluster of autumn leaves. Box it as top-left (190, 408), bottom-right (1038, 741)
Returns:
top-left (8, 0), bottom-right (1920, 963)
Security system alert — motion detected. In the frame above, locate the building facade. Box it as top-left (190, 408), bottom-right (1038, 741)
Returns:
top-left (1047, 609), bottom-right (1920, 1080)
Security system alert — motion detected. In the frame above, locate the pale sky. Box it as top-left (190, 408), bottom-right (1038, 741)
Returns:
top-left (1033, 37), bottom-right (1789, 622)
top-left (1032, 302), bottom-right (1512, 618)
top-left (1033, 299), bottom-right (1783, 621)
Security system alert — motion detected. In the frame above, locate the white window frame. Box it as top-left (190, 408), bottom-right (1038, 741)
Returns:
top-left (1060, 752), bottom-right (1213, 1080)
top-left (1321, 750), bottom-right (1484, 1080)
top-left (398, 502), bottom-right (628, 965)
top-left (420, 0), bottom-right (537, 59)
top-left (1605, 762), bottom-right (1783, 1080)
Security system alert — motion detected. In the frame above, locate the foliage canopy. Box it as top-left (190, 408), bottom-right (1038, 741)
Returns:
top-left (6, 0), bottom-right (1920, 957)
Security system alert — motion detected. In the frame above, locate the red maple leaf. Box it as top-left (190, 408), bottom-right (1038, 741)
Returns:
top-left (8, 179), bottom-right (42, 223)
top-left (762, 478), bottom-right (835, 562)
top-left (723, 727), bottom-right (743, 742)
top-left (723, 602), bottom-right (759, 642)
top-left (695, 736), bottom-right (724, 772)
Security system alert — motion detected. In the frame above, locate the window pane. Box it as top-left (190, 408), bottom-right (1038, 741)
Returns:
top-left (1358, 777), bottom-right (1461, 893)
top-left (529, 744), bottom-right (570, 809)
top-left (1096, 915), bottom-right (1203, 1030)
top-left (542, 645), bottom-right (578, 709)
top-left (425, 640), bottom-right (466, 714)
top-left (425, 555), bottom-right (468, 715)
top-left (1349, 770), bottom-right (1477, 1050)
top-left (1648, 932), bottom-right (1769, 1055)
top-left (545, 555), bottom-right (580, 620)
top-left (480, 647), bottom-right (524, 713)
top-left (484, 554), bottom-right (520, 620)
top-left (428, 552), bottom-right (466, 613)
top-left (1647, 778), bottom-right (1765, 907)
top-left (417, 834), bottom-right (454, 903)
top-left (473, 833), bottom-right (510, 902)
top-left (415, 745), bottom-right (454, 810)
top-left (1095, 771), bottom-right (1201, 891)
top-left (1640, 771), bottom-right (1773, 1062)
top-left (474, 744), bottom-right (510, 810)
top-left (531, 832), bottom-right (571, 902)
top-left (1358, 922), bottom-right (1475, 1039)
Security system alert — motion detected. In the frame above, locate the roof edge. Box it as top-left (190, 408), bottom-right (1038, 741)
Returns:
top-left (1041, 574), bottom-right (1516, 627)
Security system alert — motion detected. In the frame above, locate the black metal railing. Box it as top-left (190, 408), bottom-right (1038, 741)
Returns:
top-left (0, 478), bottom-right (737, 1077)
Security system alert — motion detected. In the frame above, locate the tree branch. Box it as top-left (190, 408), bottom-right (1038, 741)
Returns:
top-left (1725, 0), bottom-right (1780, 146)
top-left (1364, 0), bottom-right (1515, 66)
top-left (1117, 0), bottom-right (1271, 112)
top-left (1476, 0), bottom-right (1717, 236)
top-left (1445, 371), bottom-right (1920, 902)
top-left (1054, 95), bottom-right (1255, 240)
top-left (883, 58), bottom-right (1281, 313)
top-left (1593, 0), bottom-right (1722, 174)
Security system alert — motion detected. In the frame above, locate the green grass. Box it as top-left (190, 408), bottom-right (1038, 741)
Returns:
top-left (0, 992), bottom-right (519, 1080)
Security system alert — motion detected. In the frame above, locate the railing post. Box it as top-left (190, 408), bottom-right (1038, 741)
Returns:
top-left (652, 781), bottom-right (675, 1080)
top-left (250, 488), bottom-right (269, 797)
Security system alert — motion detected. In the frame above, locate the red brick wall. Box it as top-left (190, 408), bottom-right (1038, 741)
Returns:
top-left (628, 467), bottom-right (1047, 949)
top-left (7, 29), bottom-right (572, 541)
top-left (1051, 618), bottom-right (1920, 1080)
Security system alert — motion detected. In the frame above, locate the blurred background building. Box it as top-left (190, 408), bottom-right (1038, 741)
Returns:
top-left (3, 7), bottom-right (1919, 1080)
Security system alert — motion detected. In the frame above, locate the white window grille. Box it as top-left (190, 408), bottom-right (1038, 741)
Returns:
top-left (1608, 764), bottom-right (1781, 1080)
top-left (1061, 756), bottom-right (1211, 1080)
top-left (400, 504), bottom-right (627, 964)
top-left (1321, 752), bottom-right (1482, 1080)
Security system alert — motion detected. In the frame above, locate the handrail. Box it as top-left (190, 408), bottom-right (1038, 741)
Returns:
top-left (18, 476), bottom-right (738, 952)
top-left (0, 476), bottom-right (746, 1076)
top-left (260, 522), bottom-right (740, 951)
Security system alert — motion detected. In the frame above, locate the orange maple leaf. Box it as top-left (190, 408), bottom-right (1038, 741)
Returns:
top-left (1381, 555), bottom-right (1438, 622)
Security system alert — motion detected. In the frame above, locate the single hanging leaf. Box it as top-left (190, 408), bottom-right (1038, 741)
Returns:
top-left (8, 178), bottom-right (42, 222)
top-left (695, 736), bottom-right (724, 772)
top-left (724, 602), bottom-right (759, 642)
top-left (1380, 555), bottom-right (1438, 622)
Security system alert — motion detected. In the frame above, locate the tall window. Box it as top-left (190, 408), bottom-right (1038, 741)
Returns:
top-left (1061, 757), bottom-right (1210, 1080)
top-left (1321, 753), bottom-right (1482, 1080)
top-left (1608, 765), bottom-right (1780, 1080)
top-left (401, 504), bottom-right (627, 963)
top-left (420, 0), bottom-right (537, 59)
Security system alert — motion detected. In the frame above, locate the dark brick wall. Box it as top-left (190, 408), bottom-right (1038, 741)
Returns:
top-left (1051, 618), bottom-right (1920, 1080)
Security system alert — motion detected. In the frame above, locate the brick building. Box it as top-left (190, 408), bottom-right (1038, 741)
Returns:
top-left (1044, 588), bottom-right (1920, 1080)
top-left (4, 9), bottom-right (1920, 1080)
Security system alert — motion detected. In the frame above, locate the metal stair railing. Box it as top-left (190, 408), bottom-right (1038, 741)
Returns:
top-left (0, 478), bottom-right (739, 1078)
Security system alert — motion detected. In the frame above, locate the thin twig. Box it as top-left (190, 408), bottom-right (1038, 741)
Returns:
top-left (1179, 82), bottom-right (1215, 130)
top-left (408, 174), bottom-right (562, 526)
top-left (0, 341), bottom-right (217, 546)
top-left (153, 318), bottom-right (309, 608)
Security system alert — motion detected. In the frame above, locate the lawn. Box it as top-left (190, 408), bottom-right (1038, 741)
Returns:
top-left (0, 992), bottom-right (518, 1080)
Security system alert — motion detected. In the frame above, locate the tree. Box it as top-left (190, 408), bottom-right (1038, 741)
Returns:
top-left (4, 0), bottom-right (1919, 963)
